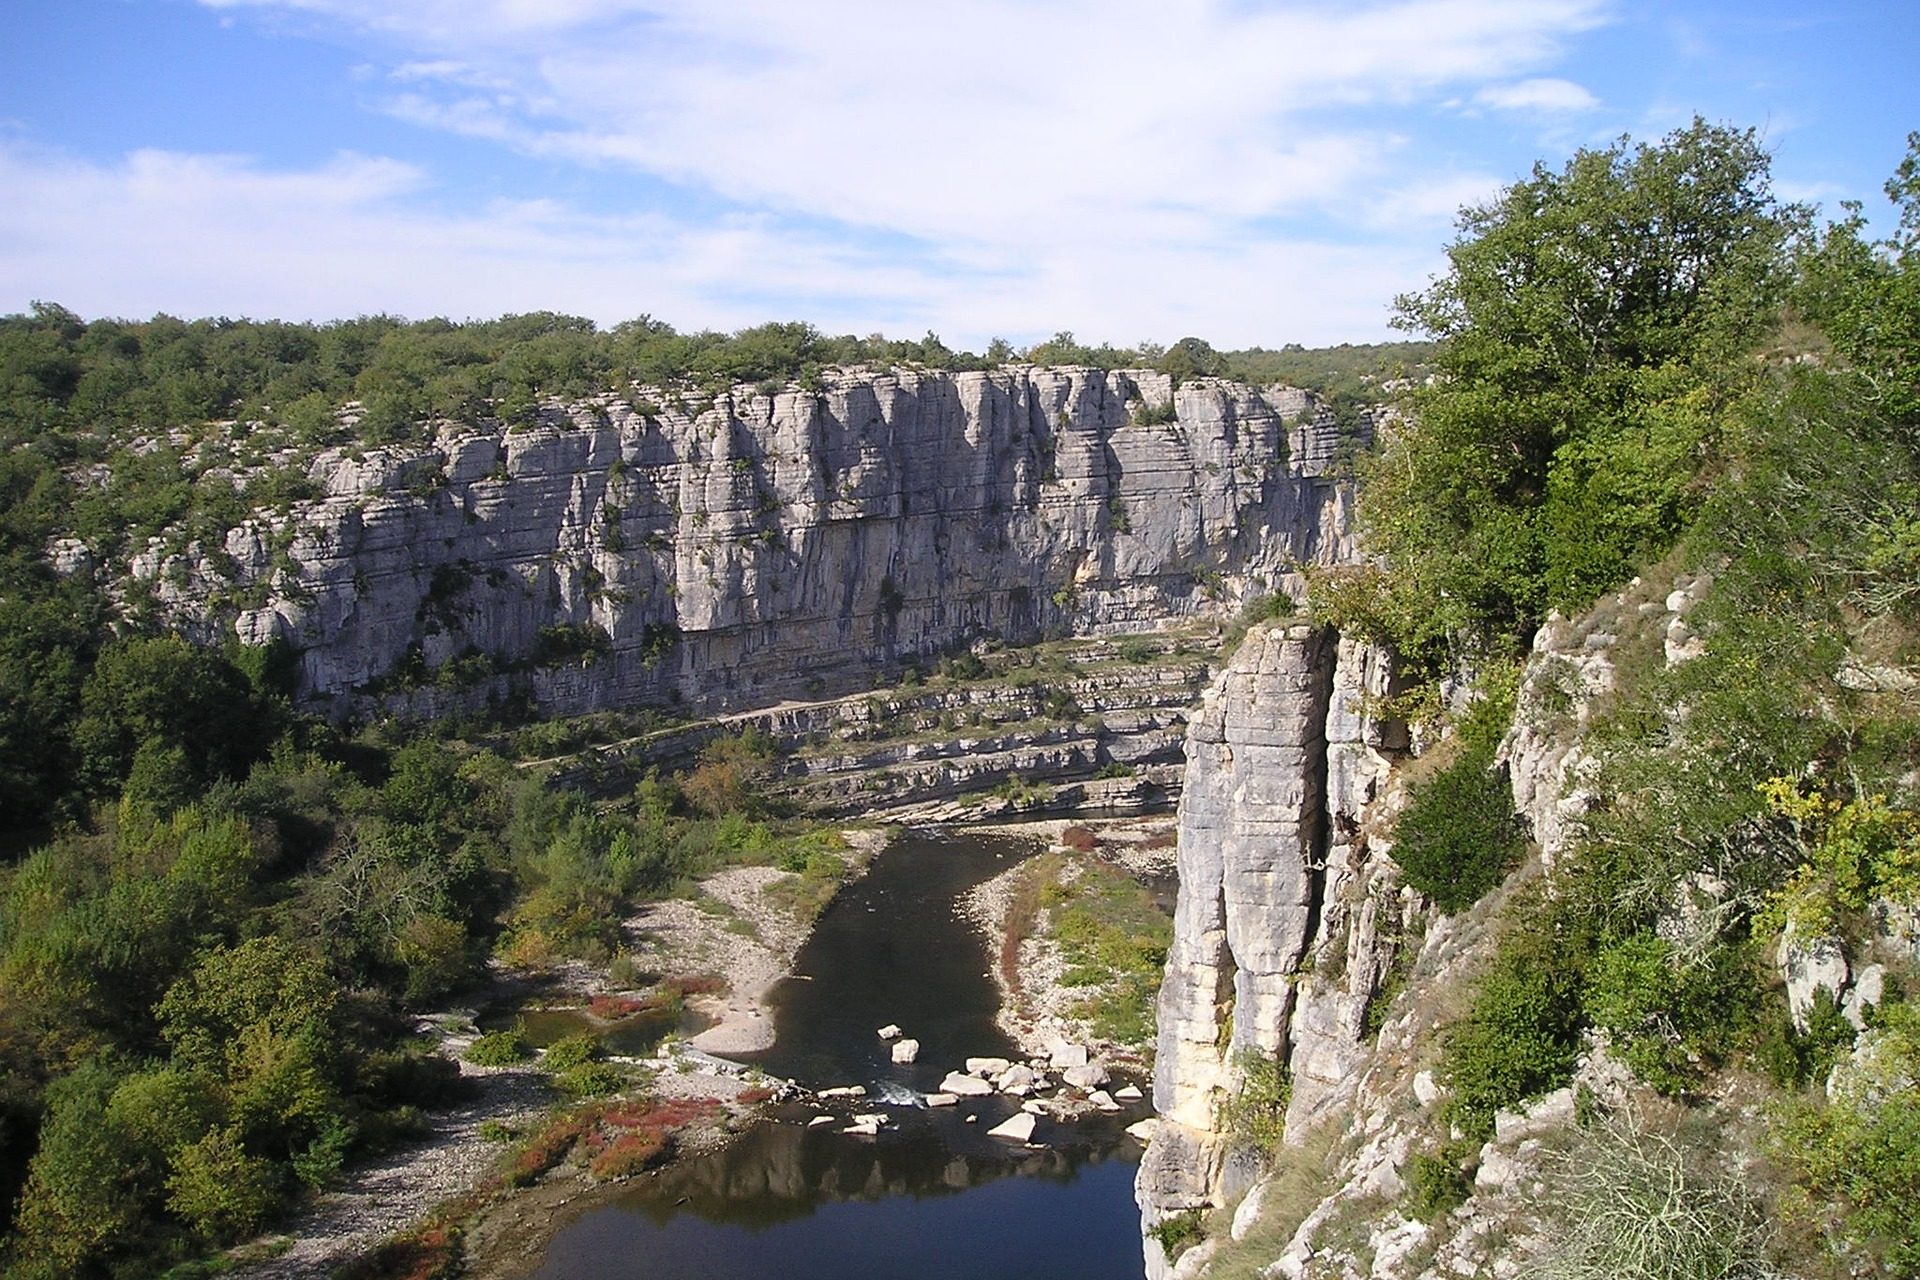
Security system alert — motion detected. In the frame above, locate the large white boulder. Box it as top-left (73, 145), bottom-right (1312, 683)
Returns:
top-left (940, 1071), bottom-right (995, 1097)
top-left (891, 1038), bottom-right (921, 1064)
top-left (987, 1112), bottom-right (1037, 1142)
top-left (995, 1064), bottom-right (1040, 1095)
top-left (1062, 1062), bottom-right (1109, 1089)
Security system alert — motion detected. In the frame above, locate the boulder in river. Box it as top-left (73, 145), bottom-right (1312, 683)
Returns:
top-left (1125, 1118), bottom-right (1158, 1142)
top-left (818, 1085), bottom-right (867, 1098)
top-left (966, 1056), bottom-right (1012, 1076)
top-left (891, 1038), bottom-right (921, 1065)
top-left (924, 1092), bottom-right (959, 1107)
top-left (987, 1112), bottom-right (1037, 1142)
top-left (994, 1064), bottom-right (1039, 1095)
top-left (940, 1072), bottom-right (994, 1097)
top-left (1088, 1090), bottom-right (1120, 1112)
top-left (877, 1024), bottom-right (902, 1040)
top-left (1048, 1041), bottom-right (1089, 1069)
top-left (1114, 1084), bottom-right (1144, 1101)
top-left (1062, 1062), bottom-right (1109, 1089)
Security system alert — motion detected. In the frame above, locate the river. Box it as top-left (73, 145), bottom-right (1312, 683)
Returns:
top-left (524, 827), bottom-right (1150, 1279)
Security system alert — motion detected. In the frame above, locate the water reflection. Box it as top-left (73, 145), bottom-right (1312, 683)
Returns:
top-left (619, 1110), bottom-right (1133, 1229)
top-left (525, 827), bottom-right (1148, 1280)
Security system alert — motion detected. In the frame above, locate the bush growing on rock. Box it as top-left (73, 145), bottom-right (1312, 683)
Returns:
top-left (1390, 672), bottom-right (1524, 913)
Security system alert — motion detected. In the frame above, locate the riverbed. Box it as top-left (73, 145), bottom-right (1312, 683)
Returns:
top-left (519, 827), bottom-right (1151, 1280)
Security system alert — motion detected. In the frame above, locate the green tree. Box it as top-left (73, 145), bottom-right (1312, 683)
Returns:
top-left (1362, 119), bottom-right (1805, 657)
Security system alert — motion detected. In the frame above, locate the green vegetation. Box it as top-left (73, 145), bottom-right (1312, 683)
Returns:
top-left (1769, 999), bottom-right (1920, 1275)
top-left (1323, 120), bottom-right (1808, 673)
top-left (1389, 670), bottom-right (1525, 912)
top-left (1043, 860), bottom-right (1173, 1047)
top-left (466, 1027), bottom-right (532, 1067)
top-left (1148, 1210), bottom-right (1206, 1260)
top-left (1402, 1145), bottom-right (1473, 1223)
top-left (1217, 1048), bottom-right (1291, 1151)
top-left (0, 699), bottom-right (833, 1276)
top-left (1332, 121), bottom-right (1920, 1273)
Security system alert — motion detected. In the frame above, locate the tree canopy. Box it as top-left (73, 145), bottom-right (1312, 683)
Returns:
top-left (1348, 119), bottom-right (1808, 663)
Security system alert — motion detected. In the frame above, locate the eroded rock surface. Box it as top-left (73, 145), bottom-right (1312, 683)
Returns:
top-left (131, 367), bottom-right (1365, 720)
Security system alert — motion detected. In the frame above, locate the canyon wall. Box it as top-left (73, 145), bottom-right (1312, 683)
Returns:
top-left (1136, 623), bottom-right (1413, 1275)
top-left (1137, 577), bottom-right (1727, 1280)
top-left (131, 367), bottom-right (1364, 718)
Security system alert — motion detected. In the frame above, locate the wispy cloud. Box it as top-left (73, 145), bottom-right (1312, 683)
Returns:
top-left (13, 1), bottom-right (1619, 342)
top-left (0, 138), bottom-right (1440, 344)
top-left (1474, 77), bottom-right (1600, 112)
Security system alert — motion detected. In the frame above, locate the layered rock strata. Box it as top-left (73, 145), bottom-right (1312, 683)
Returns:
top-left (548, 644), bottom-right (1212, 818)
top-left (129, 367), bottom-right (1365, 719)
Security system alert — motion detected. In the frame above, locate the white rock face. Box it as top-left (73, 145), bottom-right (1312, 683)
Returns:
top-left (134, 370), bottom-right (1366, 721)
top-left (1843, 963), bottom-right (1887, 1030)
top-left (1147, 624), bottom-right (1338, 1145)
top-left (1138, 623), bottom-right (1415, 1278)
top-left (1781, 927), bottom-right (1852, 1029)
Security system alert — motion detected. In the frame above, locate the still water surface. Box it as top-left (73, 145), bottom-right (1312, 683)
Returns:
top-left (527, 828), bottom-right (1149, 1280)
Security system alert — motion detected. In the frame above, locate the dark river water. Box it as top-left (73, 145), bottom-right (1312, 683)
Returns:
top-left (527, 828), bottom-right (1150, 1280)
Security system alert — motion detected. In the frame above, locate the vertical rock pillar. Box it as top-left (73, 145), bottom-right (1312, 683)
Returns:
top-left (1137, 622), bottom-right (1338, 1275)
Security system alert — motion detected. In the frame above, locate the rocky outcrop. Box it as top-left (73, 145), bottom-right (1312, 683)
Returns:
top-left (545, 638), bottom-right (1214, 818)
top-left (1136, 622), bottom-right (1413, 1276)
top-left (128, 367), bottom-right (1364, 720)
top-left (1136, 570), bottom-right (1766, 1280)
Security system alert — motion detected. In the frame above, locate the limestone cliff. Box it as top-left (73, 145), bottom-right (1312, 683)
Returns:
top-left (128, 367), bottom-right (1364, 718)
top-left (1136, 623), bottom-right (1414, 1276)
top-left (1135, 575), bottom-right (1741, 1280)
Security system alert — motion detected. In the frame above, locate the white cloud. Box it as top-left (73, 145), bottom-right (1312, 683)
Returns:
top-left (0, 141), bottom-right (1435, 347)
top-left (12, 1), bottom-right (1616, 343)
top-left (200, 0), bottom-right (1608, 248)
top-left (1473, 77), bottom-right (1600, 113)
top-left (1361, 172), bottom-right (1507, 229)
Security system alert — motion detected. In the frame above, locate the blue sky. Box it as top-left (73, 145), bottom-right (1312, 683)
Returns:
top-left (1, 0), bottom-right (1915, 349)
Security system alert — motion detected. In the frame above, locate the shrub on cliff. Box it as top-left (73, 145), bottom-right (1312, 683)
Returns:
top-left (1390, 671), bottom-right (1523, 913)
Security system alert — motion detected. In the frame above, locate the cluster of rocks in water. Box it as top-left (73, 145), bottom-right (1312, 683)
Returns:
top-left (801, 1026), bottom-right (1150, 1145)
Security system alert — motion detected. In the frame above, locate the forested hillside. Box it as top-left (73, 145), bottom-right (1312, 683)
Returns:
top-left (1297, 120), bottom-right (1920, 1277)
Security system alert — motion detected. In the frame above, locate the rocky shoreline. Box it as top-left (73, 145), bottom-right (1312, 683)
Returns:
top-left (238, 817), bottom-right (1169, 1279)
top-left (966, 815), bottom-right (1177, 1060)
top-left (237, 828), bottom-right (887, 1279)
